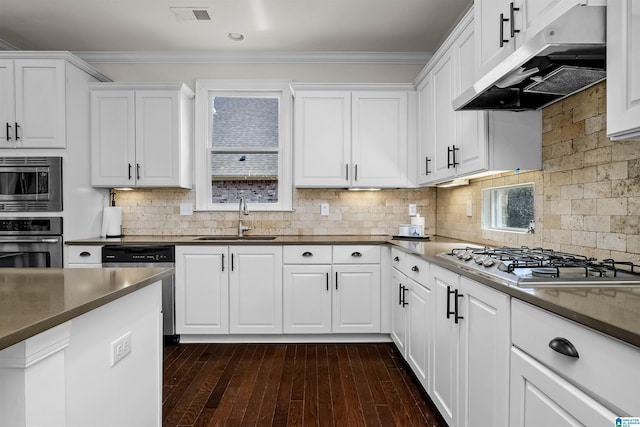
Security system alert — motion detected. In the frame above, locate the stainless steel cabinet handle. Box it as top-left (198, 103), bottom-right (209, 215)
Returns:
top-left (510, 2), bottom-right (520, 38)
top-left (425, 157), bottom-right (431, 175)
top-left (302, 251), bottom-right (313, 257)
top-left (351, 251), bottom-right (362, 257)
top-left (549, 337), bottom-right (579, 358)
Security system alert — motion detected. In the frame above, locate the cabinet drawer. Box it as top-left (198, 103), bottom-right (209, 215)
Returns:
top-left (405, 254), bottom-right (429, 283)
top-left (512, 299), bottom-right (640, 415)
top-left (283, 245), bottom-right (332, 264)
top-left (332, 245), bottom-right (380, 264)
top-left (390, 247), bottom-right (407, 273)
top-left (68, 245), bottom-right (102, 264)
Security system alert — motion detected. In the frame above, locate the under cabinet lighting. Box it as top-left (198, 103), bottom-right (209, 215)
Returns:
top-left (436, 179), bottom-right (469, 188)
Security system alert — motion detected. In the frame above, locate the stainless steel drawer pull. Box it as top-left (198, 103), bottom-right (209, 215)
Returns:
top-left (351, 251), bottom-right (362, 257)
top-left (302, 251), bottom-right (313, 257)
top-left (549, 337), bottom-right (580, 358)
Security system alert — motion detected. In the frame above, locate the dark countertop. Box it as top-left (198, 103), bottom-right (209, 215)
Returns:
top-left (0, 267), bottom-right (173, 351)
top-left (66, 234), bottom-right (393, 245)
top-left (65, 234), bottom-right (640, 349)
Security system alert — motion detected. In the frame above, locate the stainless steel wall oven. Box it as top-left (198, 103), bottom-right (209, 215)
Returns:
top-left (0, 217), bottom-right (63, 268)
top-left (0, 156), bottom-right (63, 212)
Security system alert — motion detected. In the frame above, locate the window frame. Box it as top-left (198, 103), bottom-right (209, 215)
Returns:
top-left (481, 182), bottom-right (535, 233)
top-left (194, 80), bottom-right (293, 212)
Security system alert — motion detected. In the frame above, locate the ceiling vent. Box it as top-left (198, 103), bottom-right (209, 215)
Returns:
top-left (170, 7), bottom-right (212, 21)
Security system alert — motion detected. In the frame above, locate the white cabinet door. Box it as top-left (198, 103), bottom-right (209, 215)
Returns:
top-left (510, 347), bottom-right (617, 427)
top-left (229, 246), bottom-right (283, 334)
top-left (175, 246), bottom-right (229, 334)
top-left (333, 264), bottom-right (381, 333)
top-left (293, 91), bottom-right (351, 187)
top-left (475, 0), bottom-right (515, 76)
top-left (135, 90), bottom-right (181, 187)
top-left (90, 90), bottom-right (136, 187)
top-left (453, 18), bottom-right (488, 177)
top-left (458, 277), bottom-right (510, 427)
top-left (607, 0), bottom-right (640, 140)
top-left (430, 52), bottom-right (457, 183)
top-left (0, 60), bottom-right (15, 146)
top-left (406, 278), bottom-right (433, 393)
top-left (390, 268), bottom-right (407, 355)
top-left (417, 76), bottom-right (435, 185)
top-left (0, 59), bottom-right (66, 148)
top-left (431, 265), bottom-right (460, 427)
top-left (352, 92), bottom-right (408, 188)
top-left (283, 264), bottom-right (332, 334)
top-left (13, 59), bottom-right (66, 148)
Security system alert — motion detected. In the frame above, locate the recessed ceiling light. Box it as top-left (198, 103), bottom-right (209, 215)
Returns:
top-left (227, 32), bottom-right (245, 41)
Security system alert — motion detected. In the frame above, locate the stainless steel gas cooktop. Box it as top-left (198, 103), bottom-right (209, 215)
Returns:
top-left (437, 247), bottom-right (640, 287)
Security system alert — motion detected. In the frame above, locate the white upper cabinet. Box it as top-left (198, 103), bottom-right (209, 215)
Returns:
top-left (475, 0), bottom-right (597, 76)
top-left (0, 59), bottom-right (66, 148)
top-left (294, 87), bottom-right (412, 188)
top-left (607, 0), bottom-right (640, 140)
top-left (416, 8), bottom-right (542, 186)
top-left (90, 83), bottom-right (193, 188)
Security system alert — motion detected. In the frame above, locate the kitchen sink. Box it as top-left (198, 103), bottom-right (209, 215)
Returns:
top-left (193, 236), bottom-right (277, 241)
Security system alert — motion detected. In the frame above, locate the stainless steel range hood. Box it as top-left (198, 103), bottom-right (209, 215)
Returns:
top-left (453, 5), bottom-right (606, 111)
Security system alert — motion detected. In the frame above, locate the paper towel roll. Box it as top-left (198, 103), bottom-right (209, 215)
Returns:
top-left (102, 207), bottom-right (122, 237)
top-left (410, 215), bottom-right (425, 236)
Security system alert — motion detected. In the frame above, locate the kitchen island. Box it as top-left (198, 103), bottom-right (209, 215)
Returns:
top-left (0, 267), bottom-right (173, 427)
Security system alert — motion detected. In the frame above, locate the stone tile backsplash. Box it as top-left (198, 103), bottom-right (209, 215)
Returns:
top-left (436, 81), bottom-right (640, 261)
top-left (114, 187), bottom-right (436, 237)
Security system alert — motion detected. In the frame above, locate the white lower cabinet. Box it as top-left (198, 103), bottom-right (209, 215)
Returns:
top-left (431, 265), bottom-right (510, 427)
top-left (175, 246), bottom-right (229, 334)
top-left (511, 299), bottom-right (640, 422)
top-left (229, 246), bottom-right (283, 334)
top-left (509, 347), bottom-right (616, 427)
top-left (391, 250), bottom-right (433, 392)
top-left (175, 245), bottom-right (282, 335)
top-left (333, 264), bottom-right (381, 333)
top-left (283, 264), bottom-right (332, 333)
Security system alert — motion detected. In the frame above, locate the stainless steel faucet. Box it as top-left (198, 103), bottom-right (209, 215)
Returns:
top-left (238, 197), bottom-right (251, 237)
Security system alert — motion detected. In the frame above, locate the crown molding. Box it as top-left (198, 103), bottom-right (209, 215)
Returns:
top-left (73, 51), bottom-right (432, 65)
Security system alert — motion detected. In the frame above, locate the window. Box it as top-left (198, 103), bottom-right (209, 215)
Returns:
top-left (194, 80), bottom-right (292, 211)
top-left (482, 183), bottom-right (534, 232)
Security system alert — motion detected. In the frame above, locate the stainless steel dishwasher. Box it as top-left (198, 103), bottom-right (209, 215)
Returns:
top-left (101, 245), bottom-right (179, 345)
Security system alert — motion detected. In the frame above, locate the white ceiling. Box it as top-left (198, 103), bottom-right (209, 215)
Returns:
top-left (0, 0), bottom-right (472, 57)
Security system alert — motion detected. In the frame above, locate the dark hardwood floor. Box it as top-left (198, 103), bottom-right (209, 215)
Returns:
top-left (162, 342), bottom-right (445, 427)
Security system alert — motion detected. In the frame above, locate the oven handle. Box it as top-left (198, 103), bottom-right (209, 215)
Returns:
top-left (0, 238), bottom-right (60, 243)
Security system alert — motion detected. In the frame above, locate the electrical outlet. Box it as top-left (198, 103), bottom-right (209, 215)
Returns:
top-left (180, 203), bottom-right (193, 216)
top-left (409, 203), bottom-right (417, 216)
top-left (320, 203), bottom-right (329, 216)
top-left (111, 331), bottom-right (132, 367)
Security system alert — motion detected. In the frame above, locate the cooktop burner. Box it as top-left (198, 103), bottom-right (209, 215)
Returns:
top-left (438, 246), bottom-right (640, 287)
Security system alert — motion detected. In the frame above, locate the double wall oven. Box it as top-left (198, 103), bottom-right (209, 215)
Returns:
top-left (0, 156), bottom-right (64, 268)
